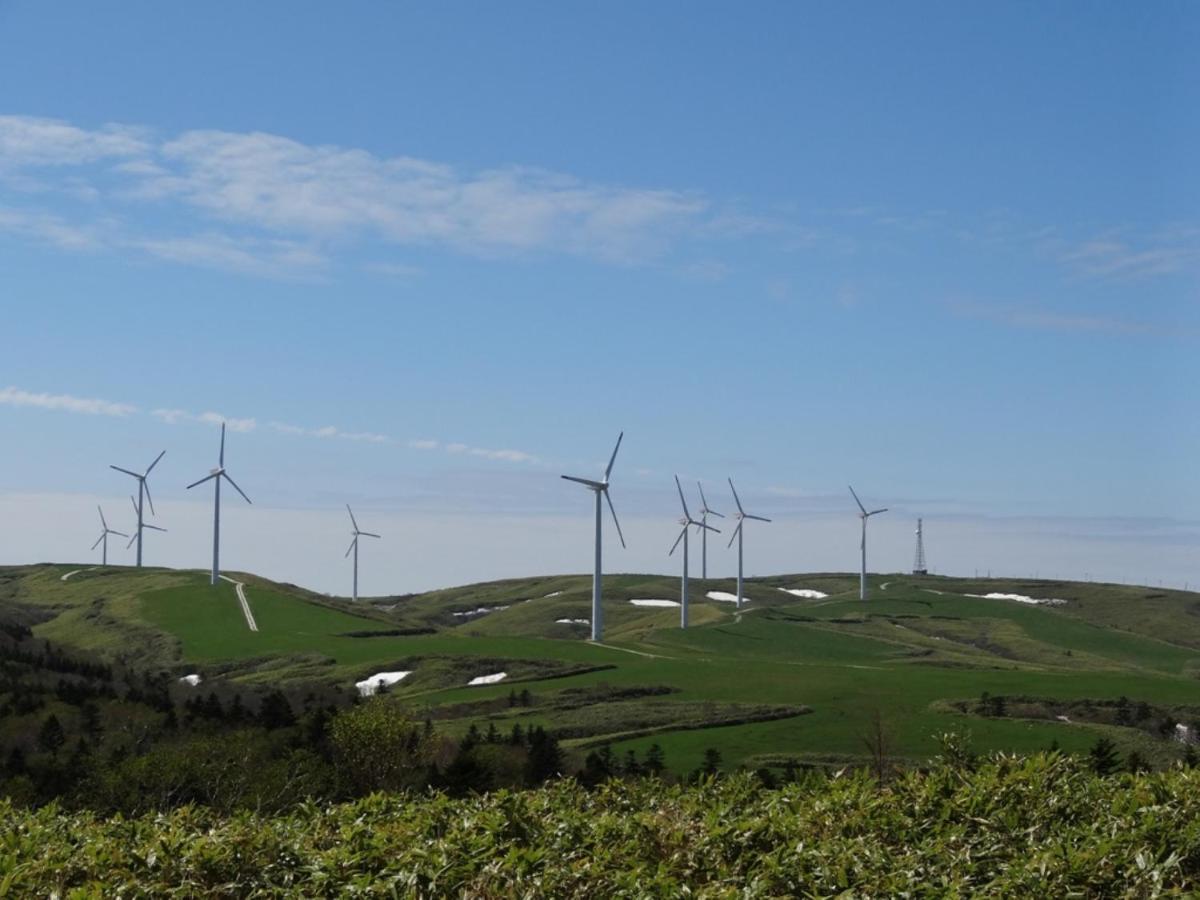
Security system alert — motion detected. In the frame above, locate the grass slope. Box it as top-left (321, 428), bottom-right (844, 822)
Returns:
top-left (4, 564), bottom-right (1199, 771)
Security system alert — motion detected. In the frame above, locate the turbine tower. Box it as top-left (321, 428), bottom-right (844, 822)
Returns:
top-left (91, 506), bottom-right (127, 566)
top-left (670, 475), bottom-right (719, 628)
top-left (912, 518), bottom-right (928, 575)
top-left (109, 450), bottom-right (165, 567)
top-left (727, 479), bottom-right (770, 610)
top-left (186, 423), bottom-right (251, 586)
top-left (695, 480), bottom-right (724, 580)
top-left (561, 432), bottom-right (625, 642)
top-left (849, 485), bottom-right (887, 600)
top-left (125, 495), bottom-right (166, 556)
top-left (344, 504), bottom-right (381, 602)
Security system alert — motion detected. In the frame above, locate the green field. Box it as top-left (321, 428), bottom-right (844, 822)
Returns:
top-left (5, 563), bottom-right (1199, 772)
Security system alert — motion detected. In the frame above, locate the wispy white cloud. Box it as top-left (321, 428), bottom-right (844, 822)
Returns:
top-left (443, 440), bottom-right (539, 464)
top-left (152, 408), bottom-right (257, 432)
top-left (0, 116), bottom-right (147, 169)
top-left (408, 439), bottom-right (440, 451)
top-left (270, 421), bottom-right (389, 443)
top-left (1054, 230), bottom-right (1200, 279)
top-left (948, 300), bottom-right (1192, 338)
top-left (0, 114), bottom-right (716, 272)
top-left (0, 386), bottom-right (137, 417)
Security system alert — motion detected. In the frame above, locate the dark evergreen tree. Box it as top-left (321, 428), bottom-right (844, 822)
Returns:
top-left (643, 743), bottom-right (665, 775)
top-left (1089, 737), bottom-right (1120, 776)
top-left (524, 727), bottom-right (563, 785)
top-left (701, 748), bottom-right (723, 776)
top-left (258, 690), bottom-right (296, 729)
top-left (38, 714), bottom-right (65, 757)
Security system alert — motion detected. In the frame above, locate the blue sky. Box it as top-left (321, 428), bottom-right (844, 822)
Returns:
top-left (1, 2), bottom-right (1197, 594)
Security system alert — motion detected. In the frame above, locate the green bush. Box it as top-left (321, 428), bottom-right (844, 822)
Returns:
top-left (2, 752), bottom-right (1198, 896)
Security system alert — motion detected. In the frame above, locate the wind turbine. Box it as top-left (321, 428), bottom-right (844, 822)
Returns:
top-left (670, 475), bottom-right (718, 628)
top-left (109, 450), bottom-right (165, 567)
top-left (849, 485), bottom-right (887, 600)
top-left (344, 504), bottom-right (380, 602)
top-left (186, 423), bottom-right (251, 586)
top-left (125, 495), bottom-right (166, 555)
top-left (695, 480), bottom-right (724, 579)
top-left (727, 479), bottom-right (770, 610)
top-left (561, 432), bottom-right (625, 642)
top-left (91, 506), bottom-right (127, 566)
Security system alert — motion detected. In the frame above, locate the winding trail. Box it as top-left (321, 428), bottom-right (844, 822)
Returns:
top-left (60, 567), bottom-right (98, 582)
top-left (219, 575), bottom-right (259, 632)
top-left (592, 642), bottom-right (674, 660)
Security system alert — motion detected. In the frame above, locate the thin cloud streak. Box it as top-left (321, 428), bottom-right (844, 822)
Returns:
top-left (0, 386), bottom-right (137, 417)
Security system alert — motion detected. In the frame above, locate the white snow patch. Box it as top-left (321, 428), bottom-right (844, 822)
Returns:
top-left (777, 588), bottom-right (829, 599)
top-left (355, 671), bottom-right (412, 697)
top-left (967, 592), bottom-right (1067, 607)
top-left (468, 672), bottom-right (508, 686)
top-left (630, 599), bottom-right (680, 607)
top-left (556, 618), bottom-right (590, 625)
top-left (1055, 715), bottom-right (1071, 723)
top-left (1175, 723), bottom-right (1194, 744)
top-left (179, 674), bottom-right (202, 687)
top-left (706, 591), bottom-right (748, 604)
top-left (451, 605), bottom-right (510, 619)
top-left (543, 591), bottom-right (563, 598)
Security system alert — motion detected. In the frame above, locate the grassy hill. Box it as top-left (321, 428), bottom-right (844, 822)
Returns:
top-left (3, 563), bottom-right (1198, 772)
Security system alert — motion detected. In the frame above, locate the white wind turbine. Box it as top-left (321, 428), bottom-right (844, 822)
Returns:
top-left (344, 504), bottom-right (381, 602)
top-left (91, 506), bottom-right (127, 566)
top-left (849, 485), bottom-right (887, 600)
top-left (727, 479), bottom-right (770, 611)
top-left (109, 450), bottom-right (165, 567)
top-left (186, 423), bottom-right (252, 586)
top-left (561, 432), bottom-right (626, 642)
top-left (695, 480), bottom-right (724, 579)
top-left (125, 495), bottom-right (166, 556)
top-left (669, 475), bottom-right (719, 628)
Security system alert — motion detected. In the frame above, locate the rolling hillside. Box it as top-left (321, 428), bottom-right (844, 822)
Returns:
top-left (3, 563), bottom-right (1198, 772)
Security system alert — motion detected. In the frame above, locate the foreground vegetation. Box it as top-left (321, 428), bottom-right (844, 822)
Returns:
top-left (3, 751), bottom-right (1199, 896)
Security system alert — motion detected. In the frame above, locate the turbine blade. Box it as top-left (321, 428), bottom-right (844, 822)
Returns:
top-left (143, 524), bottom-right (167, 533)
top-left (745, 514), bottom-right (772, 523)
top-left (708, 509), bottom-right (726, 518)
top-left (728, 478), bottom-right (745, 516)
top-left (604, 489), bottom-right (626, 549)
top-left (346, 504), bottom-right (359, 531)
top-left (219, 422), bottom-right (226, 466)
top-left (848, 485), bottom-right (867, 515)
top-left (668, 526), bottom-right (686, 556)
top-left (144, 450), bottom-right (166, 476)
top-left (562, 475), bottom-right (605, 489)
top-left (110, 529), bottom-right (130, 538)
top-left (869, 507), bottom-right (888, 516)
top-left (110, 465), bottom-right (140, 479)
top-left (126, 533), bottom-right (137, 550)
top-left (603, 431), bottom-right (623, 481)
top-left (697, 480), bottom-right (708, 510)
top-left (222, 471), bottom-right (252, 504)
top-left (345, 537), bottom-right (357, 558)
top-left (186, 473), bottom-right (218, 490)
top-left (129, 495), bottom-right (139, 517)
top-left (674, 474), bottom-right (690, 519)
top-left (143, 480), bottom-right (156, 517)
top-left (97, 505), bottom-right (107, 528)
top-left (727, 521), bottom-right (742, 549)
top-left (701, 522), bottom-right (721, 533)
top-left (91, 534), bottom-right (104, 550)
top-left (361, 531), bottom-right (381, 539)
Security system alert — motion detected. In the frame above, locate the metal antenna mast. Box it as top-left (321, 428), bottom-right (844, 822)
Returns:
top-left (912, 518), bottom-right (928, 575)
